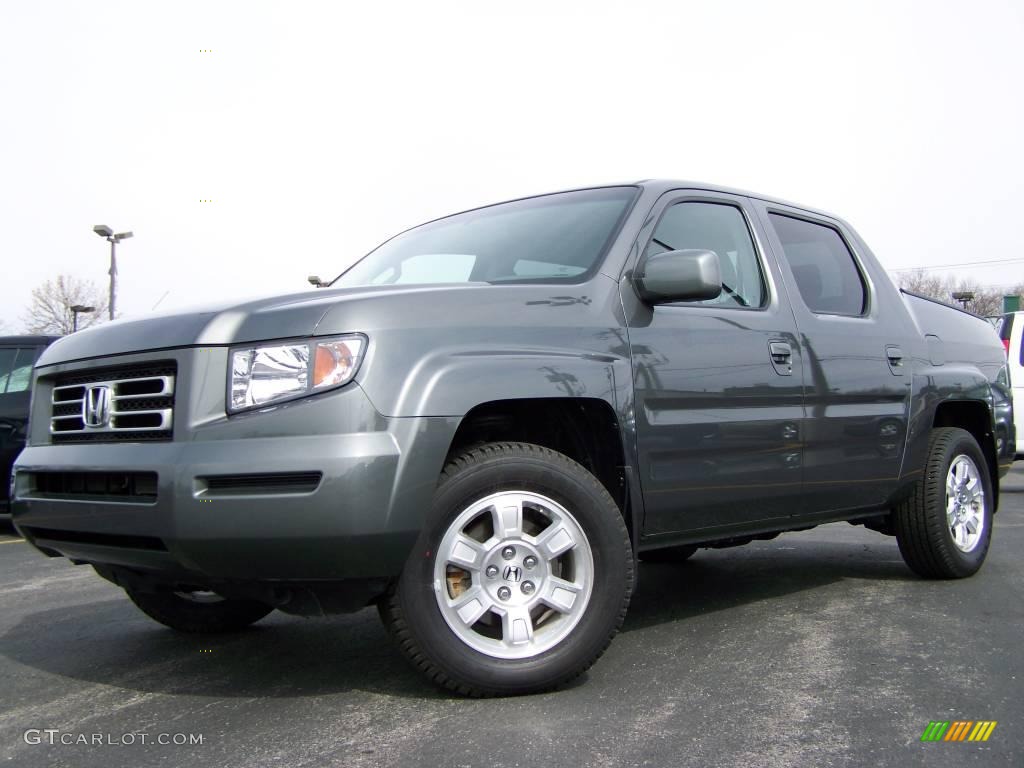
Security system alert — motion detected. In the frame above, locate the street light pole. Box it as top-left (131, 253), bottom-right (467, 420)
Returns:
top-left (951, 291), bottom-right (975, 311)
top-left (93, 225), bottom-right (133, 321)
top-left (108, 238), bottom-right (116, 321)
top-left (70, 304), bottom-right (96, 333)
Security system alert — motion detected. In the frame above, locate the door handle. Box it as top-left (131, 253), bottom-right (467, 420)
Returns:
top-left (769, 341), bottom-right (792, 362)
top-left (886, 345), bottom-right (904, 375)
top-left (768, 341), bottom-right (793, 376)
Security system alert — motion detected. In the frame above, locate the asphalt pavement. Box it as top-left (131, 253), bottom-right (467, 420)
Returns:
top-left (1, 470), bottom-right (1022, 768)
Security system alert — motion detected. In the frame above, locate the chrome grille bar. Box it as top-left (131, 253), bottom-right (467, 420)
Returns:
top-left (50, 375), bottom-right (176, 436)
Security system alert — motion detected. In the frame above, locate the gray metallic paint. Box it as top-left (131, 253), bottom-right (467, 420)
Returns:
top-left (12, 180), bottom-right (1014, 603)
top-left (618, 189), bottom-right (807, 537)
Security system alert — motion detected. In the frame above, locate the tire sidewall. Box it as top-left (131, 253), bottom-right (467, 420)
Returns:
top-left (931, 431), bottom-right (993, 575)
top-left (397, 447), bottom-right (632, 693)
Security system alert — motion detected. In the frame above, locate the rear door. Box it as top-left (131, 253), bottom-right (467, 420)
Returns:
top-left (623, 191), bottom-right (806, 536)
top-left (753, 203), bottom-right (913, 514)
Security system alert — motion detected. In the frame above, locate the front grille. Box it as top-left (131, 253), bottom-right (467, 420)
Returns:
top-left (28, 471), bottom-right (158, 502)
top-left (50, 362), bottom-right (176, 443)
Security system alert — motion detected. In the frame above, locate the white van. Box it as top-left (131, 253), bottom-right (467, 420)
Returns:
top-left (999, 312), bottom-right (1024, 455)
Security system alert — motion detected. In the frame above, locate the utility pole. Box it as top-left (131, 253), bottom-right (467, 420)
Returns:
top-left (93, 225), bottom-right (133, 321)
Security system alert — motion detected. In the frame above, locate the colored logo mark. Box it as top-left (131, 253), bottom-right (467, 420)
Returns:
top-left (921, 721), bottom-right (997, 742)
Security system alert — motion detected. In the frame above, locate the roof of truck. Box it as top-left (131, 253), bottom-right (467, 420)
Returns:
top-left (629, 179), bottom-right (844, 222)
top-left (0, 335), bottom-right (61, 345)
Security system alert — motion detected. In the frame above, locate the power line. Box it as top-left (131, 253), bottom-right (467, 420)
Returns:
top-left (889, 257), bottom-right (1024, 273)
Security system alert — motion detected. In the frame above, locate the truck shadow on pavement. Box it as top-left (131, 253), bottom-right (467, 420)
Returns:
top-left (0, 539), bottom-right (915, 700)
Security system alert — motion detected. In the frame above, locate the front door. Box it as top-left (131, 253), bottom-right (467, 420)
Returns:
top-left (623, 192), bottom-right (805, 536)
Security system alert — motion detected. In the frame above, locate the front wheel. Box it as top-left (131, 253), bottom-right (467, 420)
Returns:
top-left (893, 427), bottom-right (994, 579)
top-left (380, 442), bottom-right (634, 696)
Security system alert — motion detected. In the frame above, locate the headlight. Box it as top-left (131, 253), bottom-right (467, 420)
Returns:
top-left (228, 334), bottom-right (366, 413)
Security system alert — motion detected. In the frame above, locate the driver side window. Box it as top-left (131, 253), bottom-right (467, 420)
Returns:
top-left (646, 201), bottom-right (767, 308)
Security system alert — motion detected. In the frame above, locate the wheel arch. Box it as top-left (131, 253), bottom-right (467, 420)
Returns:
top-left (444, 397), bottom-right (639, 545)
top-left (932, 399), bottom-right (999, 509)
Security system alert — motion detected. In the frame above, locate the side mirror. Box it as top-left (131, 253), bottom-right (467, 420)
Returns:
top-left (307, 275), bottom-right (328, 288)
top-left (633, 249), bottom-right (722, 304)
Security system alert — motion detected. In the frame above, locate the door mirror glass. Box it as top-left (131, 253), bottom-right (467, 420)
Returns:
top-left (634, 249), bottom-right (722, 304)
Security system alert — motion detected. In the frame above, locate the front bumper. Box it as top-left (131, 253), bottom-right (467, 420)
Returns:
top-left (11, 349), bottom-right (457, 585)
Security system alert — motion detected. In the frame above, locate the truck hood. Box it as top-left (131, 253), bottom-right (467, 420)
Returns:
top-left (36, 283), bottom-right (491, 367)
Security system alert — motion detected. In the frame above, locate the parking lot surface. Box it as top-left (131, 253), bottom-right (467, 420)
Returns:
top-left (1, 469), bottom-right (1021, 768)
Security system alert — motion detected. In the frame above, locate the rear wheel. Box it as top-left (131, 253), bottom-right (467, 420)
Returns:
top-left (893, 427), bottom-right (993, 579)
top-left (380, 442), bottom-right (634, 696)
top-left (125, 587), bottom-right (273, 633)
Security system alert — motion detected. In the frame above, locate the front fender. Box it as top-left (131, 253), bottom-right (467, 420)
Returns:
top-left (362, 345), bottom-right (629, 418)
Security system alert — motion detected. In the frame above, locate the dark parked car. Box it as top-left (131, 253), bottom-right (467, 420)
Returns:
top-left (11, 182), bottom-right (1014, 695)
top-left (1, 336), bottom-right (59, 523)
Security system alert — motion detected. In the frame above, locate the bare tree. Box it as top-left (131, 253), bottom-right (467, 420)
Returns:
top-left (949, 278), bottom-right (1004, 318)
top-left (21, 275), bottom-right (109, 335)
top-left (895, 269), bottom-right (1011, 317)
top-left (896, 269), bottom-right (949, 302)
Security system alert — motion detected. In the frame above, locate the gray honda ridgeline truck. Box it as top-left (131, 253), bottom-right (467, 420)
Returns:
top-left (12, 181), bottom-right (1014, 696)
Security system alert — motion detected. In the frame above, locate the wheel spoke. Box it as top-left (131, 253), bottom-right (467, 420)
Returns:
top-left (535, 524), bottom-right (576, 560)
top-left (492, 500), bottom-right (524, 540)
top-left (447, 534), bottom-right (486, 570)
top-left (946, 499), bottom-right (958, 521)
top-left (540, 576), bottom-right (582, 614)
top-left (501, 605), bottom-right (534, 646)
top-left (941, 453), bottom-right (987, 554)
top-left (432, 488), bottom-right (595, 660)
top-left (450, 587), bottom-right (492, 626)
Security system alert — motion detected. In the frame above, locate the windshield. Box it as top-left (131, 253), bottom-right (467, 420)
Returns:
top-left (333, 187), bottom-right (637, 287)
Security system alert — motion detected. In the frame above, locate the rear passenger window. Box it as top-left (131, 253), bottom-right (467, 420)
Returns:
top-left (769, 213), bottom-right (867, 316)
top-left (646, 202), bottom-right (767, 308)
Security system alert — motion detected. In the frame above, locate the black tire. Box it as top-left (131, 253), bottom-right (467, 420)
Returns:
top-left (893, 427), bottom-right (994, 579)
top-left (640, 545), bottom-right (698, 563)
top-left (125, 588), bottom-right (273, 633)
top-left (379, 442), bottom-right (634, 697)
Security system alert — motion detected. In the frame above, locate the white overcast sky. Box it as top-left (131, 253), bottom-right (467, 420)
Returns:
top-left (1, 0), bottom-right (1023, 331)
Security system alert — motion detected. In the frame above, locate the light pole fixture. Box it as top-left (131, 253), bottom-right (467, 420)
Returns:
top-left (951, 291), bottom-right (975, 310)
top-left (69, 304), bottom-right (96, 333)
top-left (93, 225), bottom-right (133, 321)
